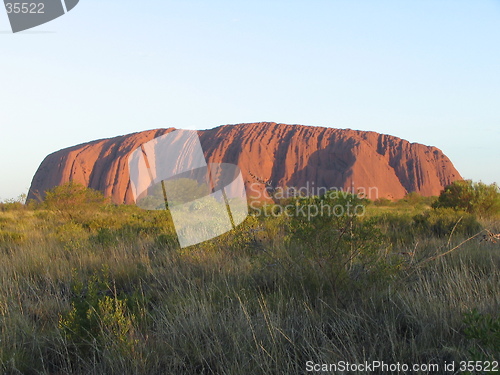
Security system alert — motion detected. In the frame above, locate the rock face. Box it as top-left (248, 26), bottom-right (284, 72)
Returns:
top-left (28, 122), bottom-right (462, 203)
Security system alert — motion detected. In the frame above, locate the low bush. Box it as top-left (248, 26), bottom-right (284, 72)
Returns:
top-left (0, 230), bottom-right (25, 244)
top-left (463, 309), bottom-right (500, 361)
top-left (414, 208), bottom-right (482, 237)
top-left (59, 269), bottom-right (142, 364)
top-left (433, 180), bottom-right (500, 218)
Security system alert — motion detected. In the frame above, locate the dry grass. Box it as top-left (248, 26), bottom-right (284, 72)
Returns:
top-left (0, 202), bottom-right (498, 374)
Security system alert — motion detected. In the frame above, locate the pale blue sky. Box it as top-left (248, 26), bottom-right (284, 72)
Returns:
top-left (0, 0), bottom-right (499, 200)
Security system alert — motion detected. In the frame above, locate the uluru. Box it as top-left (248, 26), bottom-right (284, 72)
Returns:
top-left (27, 122), bottom-right (462, 203)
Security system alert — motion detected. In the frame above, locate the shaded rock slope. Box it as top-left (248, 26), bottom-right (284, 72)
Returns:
top-left (28, 122), bottom-right (462, 203)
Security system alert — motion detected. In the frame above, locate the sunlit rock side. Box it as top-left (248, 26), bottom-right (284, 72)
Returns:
top-left (28, 122), bottom-right (462, 203)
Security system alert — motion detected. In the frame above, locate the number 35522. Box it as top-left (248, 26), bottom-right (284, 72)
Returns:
top-left (5, 3), bottom-right (45, 14)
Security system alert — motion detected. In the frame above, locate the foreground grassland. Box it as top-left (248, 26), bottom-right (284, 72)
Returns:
top-left (0, 187), bottom-right (499, 374)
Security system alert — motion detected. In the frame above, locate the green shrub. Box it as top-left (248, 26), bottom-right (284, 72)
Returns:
top-left (394, 192), bottom-right (437, 207)
top-left (279, 193), bottom-right (396, 302)
top-left (154, 233), bottom-right (179, 249)
top-left (53, 222), bottom-right (89, 250)
top-left (463, 309), bottom-right (500, 361)
top-left (0, 230), bottom-right (25, 244)
top-left (374, 212), bottom-right (416, 246)
top-left (433, 180), bottom-right (500, 218)
top-left (0, 194), bottom-right (28, 211)
top-left (92, 227), bottom-right (119, 247)
top-left (0, 202), bottom-right (25, 212)
top-left (59, 269), bottom-right (139, 358)
top-left (413, 208), bottom-right (482, 237)
top-left (44, 182), bottom-right (109, 213)
top-left (286, 193), bottom-right (368, 243)
top-left (373, 197), bottom-right (392, 206)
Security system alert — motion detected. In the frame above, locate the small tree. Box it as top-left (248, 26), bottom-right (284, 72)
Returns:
top-left (44, 182), bottom-right (108, 212)
top-left (433, 180), bottom-right (500, 218)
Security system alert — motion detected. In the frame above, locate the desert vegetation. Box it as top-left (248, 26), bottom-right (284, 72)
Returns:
top-left (0, 181), bottom-right (499, 374)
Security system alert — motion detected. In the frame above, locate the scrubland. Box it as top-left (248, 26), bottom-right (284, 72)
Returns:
top-left (0, 183), bottom-right (499, 374)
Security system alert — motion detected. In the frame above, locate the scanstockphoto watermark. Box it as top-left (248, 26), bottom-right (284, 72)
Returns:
top-left (248, 181), bottom-right (380, 202)
top-left (305, 360), bottom-right (442, 373)
top-left (250, 197), bottom-right (368, 219)
top-left (248, 182), bottom-right (379, 220)
top-left (3, 0), bottom-right (80, 33)
top-left (128, 130), bottom-right (248, 249)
